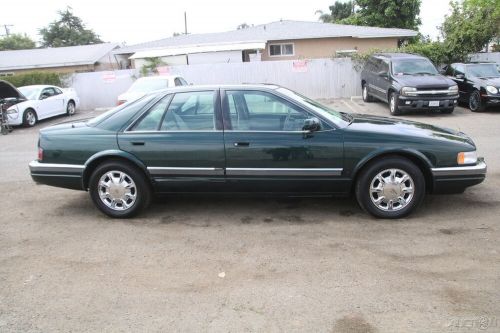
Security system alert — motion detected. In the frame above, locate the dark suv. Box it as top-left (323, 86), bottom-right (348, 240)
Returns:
top-left (361, 53), bottom-right (459, 115)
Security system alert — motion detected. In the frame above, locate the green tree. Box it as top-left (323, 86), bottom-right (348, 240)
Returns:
top-left (140, 57), bottom-right (166, 76)
top-left (317, 1), bottom-right (355, 23)
top-left (441, 0), bottom-right (500, 61)
top-left (342, 0), bottom-right (421, 30)
top-left (0, 33), bottom-right (36, 50)
top-left (39, 7), bottom-right (102, 47)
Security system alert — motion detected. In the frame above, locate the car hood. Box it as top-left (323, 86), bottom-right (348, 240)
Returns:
top-left (0, 80), bottom-right (26, 100)
top-left (393, 74), bottom-right (456, 88)
top-left (117, 91), bottom-right (145, 103)
top-left (471, 76), bottom-right (500, 86)
top-left (346, 113), bottom-right (474, 146)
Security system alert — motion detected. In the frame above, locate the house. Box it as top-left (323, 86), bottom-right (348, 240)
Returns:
top-left (114, 20), bottom-right (418, 68)
top-left (0, 43), bottom-right (120, 75)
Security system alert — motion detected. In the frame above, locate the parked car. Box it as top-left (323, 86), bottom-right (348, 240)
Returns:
top-left (117, 75), bottom-right (188, 105)
top-left (446, 62), bottom-right (500, 112)
top-left (4, 84), bottom-right (79, 127)
top-left (29, 84), bottom-right (486, 219)
top-left (361, 53), bottom-right (459, 115)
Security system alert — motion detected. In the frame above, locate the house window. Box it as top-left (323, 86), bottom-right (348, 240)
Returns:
top-left (269, 43), bottom-right (294, 57)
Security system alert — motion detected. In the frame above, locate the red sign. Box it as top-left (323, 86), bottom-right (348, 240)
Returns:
top-left (101, 71), bottom-right (116, 83)
top-left (156, 66), bottom-right (170, 75)
top-left (292, 60), bottom-right (308, 73)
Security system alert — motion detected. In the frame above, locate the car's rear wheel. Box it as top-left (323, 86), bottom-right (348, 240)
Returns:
top-left (355, 157), bottom-right (425, 219)
top-left (66, 101), bottom-right (76, 115)
top-left (469, 91), bottom-right (485, 112)
top-left (22, 109), bottom-right (37, 127)
top-left (89, 161), bottom-right (151, 218)
top-left (389, 92), bottom-right (402, 116)
top-left (362, 83), bottom-right (373, 102)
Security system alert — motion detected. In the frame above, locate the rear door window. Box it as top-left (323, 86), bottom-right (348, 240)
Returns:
top-left (160, 91), bottom-right (216, 131)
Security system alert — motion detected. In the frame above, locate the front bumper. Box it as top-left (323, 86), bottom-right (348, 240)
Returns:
top-left (29, 160), bottom-right (85, 190)
top-left (398, 94), bottom-right (459, 111)
top-left (482, 94), bottom-right (500, 107)
top-left (431, 158), bottom-right (487, 194)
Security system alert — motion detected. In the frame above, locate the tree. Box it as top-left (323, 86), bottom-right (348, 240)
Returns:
top-left (0, 33), bottom-right (36, 50)
top-left (39, 7), bottom-right (102, 47)
top-left (140, 57), bottom-right (166, 76)
top-left (343, 0), bottom-right (421, 30)
top-left (441, 0), bottom-right (500, 61)
top-left (316, 1), bottom-right (355, 23)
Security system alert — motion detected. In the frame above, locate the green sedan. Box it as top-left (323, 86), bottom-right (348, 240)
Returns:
top-left (29, 84), bottom-right (487, 219)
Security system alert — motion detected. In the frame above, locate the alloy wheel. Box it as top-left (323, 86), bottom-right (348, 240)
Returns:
top-left (369, 168), bottom-right (414, 211)
top-left (98, 171), bottom-right (137, 211)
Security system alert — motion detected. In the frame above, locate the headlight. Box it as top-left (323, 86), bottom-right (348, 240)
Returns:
top-left (401, 87), bottom-right (417, 96)
top-left (486, 85), bottom-right (498, 94)
top-left (448, 85), bottom-right (458, 95)
top-left (457, 151), bottom-right (477, 165)
top-left (6, 107), bottom-right (18, 114)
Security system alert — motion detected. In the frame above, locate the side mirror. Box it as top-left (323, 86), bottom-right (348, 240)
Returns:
top-left (303, 117), bottom-right (321, 133)
top-left (40, 94), bottom-right (49, 100)
top-left (455, 74), bottom-right (465, 79)
top-left (378, 71), bottom-right (388, 78)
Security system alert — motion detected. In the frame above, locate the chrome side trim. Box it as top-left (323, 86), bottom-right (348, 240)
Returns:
top-left (431, 160), bottom-right (487, 177)
top-left (226, 168), bottom-right (343, 176)
top-left (368, 84), bottom-right (385, 93)
top-left (147, 166), bottom-right (224, 176)
top-left (29, 160), bottom-right (84, 174)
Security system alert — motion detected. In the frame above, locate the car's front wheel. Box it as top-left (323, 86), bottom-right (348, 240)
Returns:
top-left (66, 101), bottom-right (76, 115)
top-left (355, 157), bottom-right (425, 219)
top-left (469, 91), bottom-right (485, 112)
top-left (389, 92), bottom-right (402, 116)
top-left (89, 161), bottom-right (152, 218)
top-left (22, 109), bottom-right (37, 127)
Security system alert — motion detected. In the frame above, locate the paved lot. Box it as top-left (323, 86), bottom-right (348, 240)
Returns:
top-left (0, 101), bottom-right (499, 333)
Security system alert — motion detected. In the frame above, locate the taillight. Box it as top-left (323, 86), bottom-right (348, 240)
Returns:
top-left (38, 147), bottom-right (43, 161)
top-left (117, 100), bottom-right (126, 106)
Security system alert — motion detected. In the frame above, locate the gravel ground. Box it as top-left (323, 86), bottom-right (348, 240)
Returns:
top-left (0, 101), bottom-right (499, 333)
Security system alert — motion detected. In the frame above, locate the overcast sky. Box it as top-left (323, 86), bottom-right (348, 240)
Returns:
top-left (0, 0), bottom-right (451, 46)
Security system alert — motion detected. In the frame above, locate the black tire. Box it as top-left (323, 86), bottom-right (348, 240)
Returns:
top-left (362, 83), bottom-right (373, 102)
top-left (389, 92), bottom-right (402, 116)
top-left (89, 160), bottom-right (152, 218)
top-left (355, 156), bottom-right (425, 219)
top-left (441, 107), bottom-right (454, 114)
top-left (469, 91), bottom-right (485, 112)
top-left (66, 101), bottom-right (76, 115)
top-left (22, 109), bottom-right (37, 127)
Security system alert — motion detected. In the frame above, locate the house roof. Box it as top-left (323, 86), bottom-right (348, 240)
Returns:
top-left (0, 43), bottom-right (119, 71)
top-left (115, 20), bottom-right (417, 55)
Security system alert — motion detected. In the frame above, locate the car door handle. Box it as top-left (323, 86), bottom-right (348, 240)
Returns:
top-left (131, 141), bottom-right (145, 146)
top-left (234, 142), bottom-right (250, 147)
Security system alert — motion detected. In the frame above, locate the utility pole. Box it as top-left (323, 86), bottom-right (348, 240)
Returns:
top-left (184, 12), bottom-right (188, 35)
top-left (1, 24), bottom-right (14, 36)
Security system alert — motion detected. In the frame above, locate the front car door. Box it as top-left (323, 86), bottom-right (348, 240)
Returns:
top-left (221, 88), bottom-right (345, 194)
top-left (118, 90), bottom-right (226, 192)
top-left (449, 64), bottom-right (469, 102)
top-left (37, 87), bottom-right (61, 118)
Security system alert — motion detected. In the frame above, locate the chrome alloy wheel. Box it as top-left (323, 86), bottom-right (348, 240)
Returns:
top-left (67, 102), bottom-right (76, 115)
top-left (98, 171), bottom-right (137, 211)
top-left (390, 95), bottom-right (396, 113)
top-left (369, 168), bottom-right (414, 211)
top-left (26, 111), bottom-right (36, 126)
top-left (363, 85), bottom-right (368, 100)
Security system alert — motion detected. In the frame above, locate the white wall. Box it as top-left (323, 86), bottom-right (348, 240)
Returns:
top-left (469, 52), bottom-right (500, 63)
top-left (70, 58), bottom-right (361, 110)
top-left (187, 51), bottom-right (243, 65)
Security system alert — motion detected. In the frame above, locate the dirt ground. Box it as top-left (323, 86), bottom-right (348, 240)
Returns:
top-left (0, 100), bottom-right (499, 333)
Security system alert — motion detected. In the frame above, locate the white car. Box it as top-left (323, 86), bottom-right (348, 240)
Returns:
top-left (6, 84), bottom-right (80, 127)
top-left (117, 75), bottom-right (189, 105)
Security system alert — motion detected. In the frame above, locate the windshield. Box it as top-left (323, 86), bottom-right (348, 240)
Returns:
top-left (467, 64), bottom-right (500, 78)
top-left (19, 86), bottom-right (42, 100)
top-left (276, 87), bottom-right (351, 127)
top-left (392, 59), bottom-right (438, 75)
top-left (128, 78), bottom-right (169, 93)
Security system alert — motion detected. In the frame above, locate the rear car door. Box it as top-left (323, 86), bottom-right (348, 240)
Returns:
top-left (118, 90), bottom-right (226, 192)
top-left (221, 89), bottom-right (345, 193)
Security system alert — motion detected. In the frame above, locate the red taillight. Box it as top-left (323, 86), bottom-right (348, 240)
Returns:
top-left (38, 147), bottom-right (43, 161)
top-left (117, 100), bottom-right (126, 106)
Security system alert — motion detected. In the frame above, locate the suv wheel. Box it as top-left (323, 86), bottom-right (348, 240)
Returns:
top-left (355, 156), bottom-right (425, 219)
top-left (469, 91), bottom-right (485, 112)
top-left (362, 83), bottom-right (373, 102)
top-left (389, 92), bottom-right (402, 116)
top-left (89, 160), bottom-right (152, 218)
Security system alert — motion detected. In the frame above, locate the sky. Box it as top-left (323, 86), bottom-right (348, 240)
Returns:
top-left (0, 0), bottom-right (452, 46)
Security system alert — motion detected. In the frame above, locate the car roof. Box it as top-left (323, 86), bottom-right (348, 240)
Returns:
top-left (372, 53), bottom-right (427, 60)
top-left (135, 75), bottom-right (181, 81)
top-left (19, 85), bottom-right (57, 89)
top-left (143, 83), bottom-right (281, 95)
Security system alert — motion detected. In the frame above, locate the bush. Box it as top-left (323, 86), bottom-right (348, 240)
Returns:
top-left (2, 72), bottom-right (63, 87)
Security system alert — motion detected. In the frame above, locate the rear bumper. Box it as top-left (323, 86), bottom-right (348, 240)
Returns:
top-left (29, 160), bottom-right (85, 190)
top-left (431, 159), bottom-right (487, 194)
top-left (398, 94), bottom-right (459, 111)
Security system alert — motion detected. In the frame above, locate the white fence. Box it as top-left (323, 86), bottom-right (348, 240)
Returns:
top-left (469, 52), bottom-right (500, 63)
top-left (70, 58), bottom-right (362, 110)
